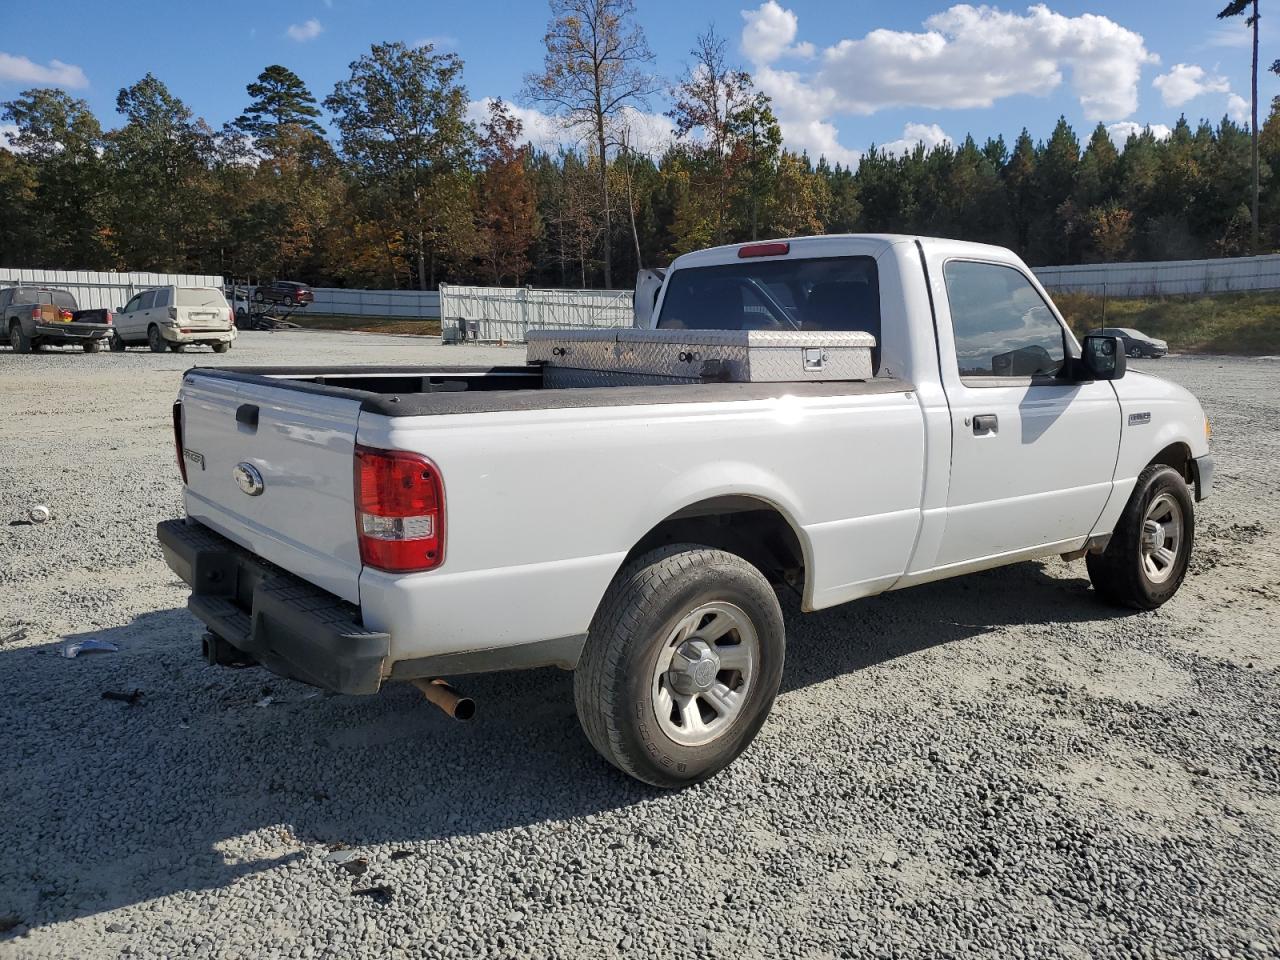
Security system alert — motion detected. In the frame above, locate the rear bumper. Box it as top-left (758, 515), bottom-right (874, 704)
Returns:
top-left (157, 518), bottom-right (389, 695)
top-left (35, 322), bottom-right (111, 340)
top-left (162, 325), bottom-right (236, 344)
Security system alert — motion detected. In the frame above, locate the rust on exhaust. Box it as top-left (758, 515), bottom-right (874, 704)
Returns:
top-left (410, 678), bottom-right (475, 721)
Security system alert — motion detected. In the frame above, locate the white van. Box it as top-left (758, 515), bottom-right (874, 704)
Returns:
top-left (112, 286), bottom-right (237, 353)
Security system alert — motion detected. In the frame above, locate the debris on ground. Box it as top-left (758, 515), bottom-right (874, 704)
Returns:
top-left (101, 689), bottom-right (143, 705)
top-left (60, 638), bottom-right (119, 659)
top-left (1, 628), bottom-right (27, 646)
top-left (351, 885), bottom-right (394, 904)
top-left (28, 505), bottom-right (51, 524)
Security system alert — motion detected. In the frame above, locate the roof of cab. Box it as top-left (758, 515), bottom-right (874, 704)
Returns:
top-left (667, 233), bottom-right (1018, 271)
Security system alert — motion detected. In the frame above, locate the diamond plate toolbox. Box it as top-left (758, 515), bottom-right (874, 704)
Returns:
top-left (527, 328), bottom-right (875, 383)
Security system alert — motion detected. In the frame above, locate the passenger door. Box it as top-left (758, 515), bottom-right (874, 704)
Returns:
top-left (929, 257), bottom-right (1121, 568)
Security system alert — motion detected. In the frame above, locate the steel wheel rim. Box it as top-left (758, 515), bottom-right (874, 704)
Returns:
top-left (651, 601), bottom-right (758, 747)
top-left (1140, 492), bottom-right (1183, 584)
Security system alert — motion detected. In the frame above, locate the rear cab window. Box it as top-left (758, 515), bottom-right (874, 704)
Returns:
top-left (655, 255), bottom-right (882, 369)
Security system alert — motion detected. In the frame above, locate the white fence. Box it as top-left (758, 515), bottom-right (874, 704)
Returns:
top-left (439, 283), bottom-right (634, 342)
top-left (0, 267), bottom-right (223, 311)
top-left (1034, 254), bottom-right (1280, 297)
top-left (309, 287), bottom-right (440, 319)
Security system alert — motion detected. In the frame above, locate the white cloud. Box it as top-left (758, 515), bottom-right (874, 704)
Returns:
top-left (741, 1), bottom-right (815, 64)
top-left (1204, 23), bottom-right (1251, 49)
top-left (414, 35), bottom-right (458, 50)
top-left (812, 4), bottom-right (1158, 120)
top-left (286, 19), bottom-right (324, 42)
top-left (1105, 121), bottom-right (1173, 149)
top-left (1153, 63), bottom-right (1229, 108)
top-left (0, 123), bottom-right (19, 150)
top-left (880, 122), bottom-right (953, 157)
top-left (615, 105), bottom-right (676, 157)
top-left (1227, 93), bottom-right (1250, 124)
top-left (0, 53), bottom-right (88, 89)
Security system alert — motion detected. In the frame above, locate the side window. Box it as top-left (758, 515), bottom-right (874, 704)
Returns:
top-left (153, 288), bottom-right (171, 308)
top-left (123, 294), bottom-right (142, 313)
top-left (138, 290), bottom-right (157, 311)
top-left (0, 289), bottom-right (10, 308)
top-left (943, 260), bottom-right (1065, 380)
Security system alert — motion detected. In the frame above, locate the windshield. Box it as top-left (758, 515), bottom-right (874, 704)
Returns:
top-left (177, 287), bottom-right (229, 308)
top-left (656, 256), bottom-right (881, 340)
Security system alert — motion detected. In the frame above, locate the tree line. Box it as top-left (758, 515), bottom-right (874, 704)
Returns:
top-left (1, 0), bottom-right (1277, 291)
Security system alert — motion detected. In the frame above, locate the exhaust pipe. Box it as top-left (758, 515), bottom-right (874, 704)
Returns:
top-left (410, 678), bottom-right (475, 722)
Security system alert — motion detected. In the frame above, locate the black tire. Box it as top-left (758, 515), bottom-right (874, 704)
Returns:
top-left (109, 334), bottom-right (126, 352)
top-left (574, 544), bottom-right (785, 788)
top-left (252, 290), bottom-right (265, 303)
top-left (82, 340), bottom-right (102, 353)
top-left (147, 325), bottom-right (167, 353)
top-left (9, 322), bottom-right (32, 354)
top-left (211, 341), bottom-right (230, 354)
top-left (1087, 464), bottom-right (1194, 610)
top-left (168, 342), bottom-right (185, 353)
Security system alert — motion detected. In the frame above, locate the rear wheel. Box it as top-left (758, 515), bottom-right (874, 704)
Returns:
top-left (82, 340), bottom-right (102, 353)
top-left (1087, 464), bottom-right (1194, 610)
top-left (147, 325), bottom-right (166, 353)
top-left (9, 322), bottom-right (32, 354)
top-left (211, 341), bottom-right (230, 354)
top-left (574, 544), bottom-right (785, 788)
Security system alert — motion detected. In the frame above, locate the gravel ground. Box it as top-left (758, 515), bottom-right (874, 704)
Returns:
top-left (1, 333), bottom-right (1277, 959)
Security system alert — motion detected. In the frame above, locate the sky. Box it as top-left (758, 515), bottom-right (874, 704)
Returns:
top-left (1, 0), bottom-right (1275, 166)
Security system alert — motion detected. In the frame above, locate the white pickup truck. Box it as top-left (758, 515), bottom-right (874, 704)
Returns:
top-left (157, 235), bottom-right (1213, 787)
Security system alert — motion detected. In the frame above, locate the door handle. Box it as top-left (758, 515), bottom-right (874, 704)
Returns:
top-left (972, 414), bottom-right (999, 436)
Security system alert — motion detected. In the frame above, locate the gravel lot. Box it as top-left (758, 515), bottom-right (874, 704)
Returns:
top-left (1, 332), bottom-right (1277, 959)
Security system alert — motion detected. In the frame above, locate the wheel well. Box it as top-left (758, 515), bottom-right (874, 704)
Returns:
top-left (625, 497), bottom-right (807, 592)
top-left (1150, 442), bottom-right (1193, 485)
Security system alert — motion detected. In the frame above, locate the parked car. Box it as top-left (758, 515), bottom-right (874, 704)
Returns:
top-left (252, 280), bottom-right (313, 307)
top-left (112, 286), bottom-right (236, 353)
top-left (158, 234), bottom-right (1212, 788)
top-left (1088, 326), bottom-right (1168, 358)
top-left (1, 285), bottom-right (114, 353)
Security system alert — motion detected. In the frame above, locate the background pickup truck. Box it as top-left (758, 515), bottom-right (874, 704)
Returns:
top-left (2, 285), bottom-right (114, 353)
top-left (157, 234), bottom-right (1213, 788)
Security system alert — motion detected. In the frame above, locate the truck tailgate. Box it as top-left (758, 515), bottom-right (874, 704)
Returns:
top-left (179, 373), bottom-right (363, 603)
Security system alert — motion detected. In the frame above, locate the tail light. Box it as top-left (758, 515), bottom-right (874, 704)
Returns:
top-left (104, 311), bottom-right (113, 325)
top-left (354, 446), bottom-right (445, 572)
top-left (31, 306), bottom-right (40, 319)
top-left (59, 308), bottom-right (73, 320)
top-left (172, 401), bottom-right (187, 484)
top-left (228, 307), bottom-right (236, 327)
top-left (168, 306), bottom-right (177, 320)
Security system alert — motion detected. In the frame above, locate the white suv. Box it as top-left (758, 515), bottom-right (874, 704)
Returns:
top-left (111, 286), bottom-right (236, 353)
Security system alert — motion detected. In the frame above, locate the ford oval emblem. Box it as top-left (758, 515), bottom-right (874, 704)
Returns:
top-left (233, 462), bottom-right (265, 496)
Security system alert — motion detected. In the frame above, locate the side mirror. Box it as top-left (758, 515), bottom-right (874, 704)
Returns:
top-left (1080, 334), bottom-right (1126, 380)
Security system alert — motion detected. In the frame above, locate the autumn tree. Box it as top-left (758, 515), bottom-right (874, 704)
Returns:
top-left (104, 74), bottom-right (216, 271)
top-left (325, 42), bottom-right (475, 288)
top-left (475, 99), bottom-right (538, 284)
top-left (525, 0), bottom-right (655, 286)
top-left (2, 89), bottom-right (109, 267)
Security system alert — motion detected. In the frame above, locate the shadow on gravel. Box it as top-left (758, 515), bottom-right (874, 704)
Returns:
top-left (0, 559), bottom-right (1129, 932)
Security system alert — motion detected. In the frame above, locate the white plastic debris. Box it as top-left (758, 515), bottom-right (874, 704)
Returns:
top-left (28, 505), bottom-right (51, 524)
top-left (61, 638), bottom-right (119, 659)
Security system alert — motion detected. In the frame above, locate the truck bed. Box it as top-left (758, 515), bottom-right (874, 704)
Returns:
top-left (185, 364), bottom-right (911, 417)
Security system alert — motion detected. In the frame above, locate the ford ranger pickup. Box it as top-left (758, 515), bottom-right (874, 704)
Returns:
top-left (157, 235), bottom-right (1213, 787)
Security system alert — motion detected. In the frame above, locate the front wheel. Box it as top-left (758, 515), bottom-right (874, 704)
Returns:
top-left (574, 544), bottom-right (785, 788)
top-left (1087, 464), bottom-right (1194, 610)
